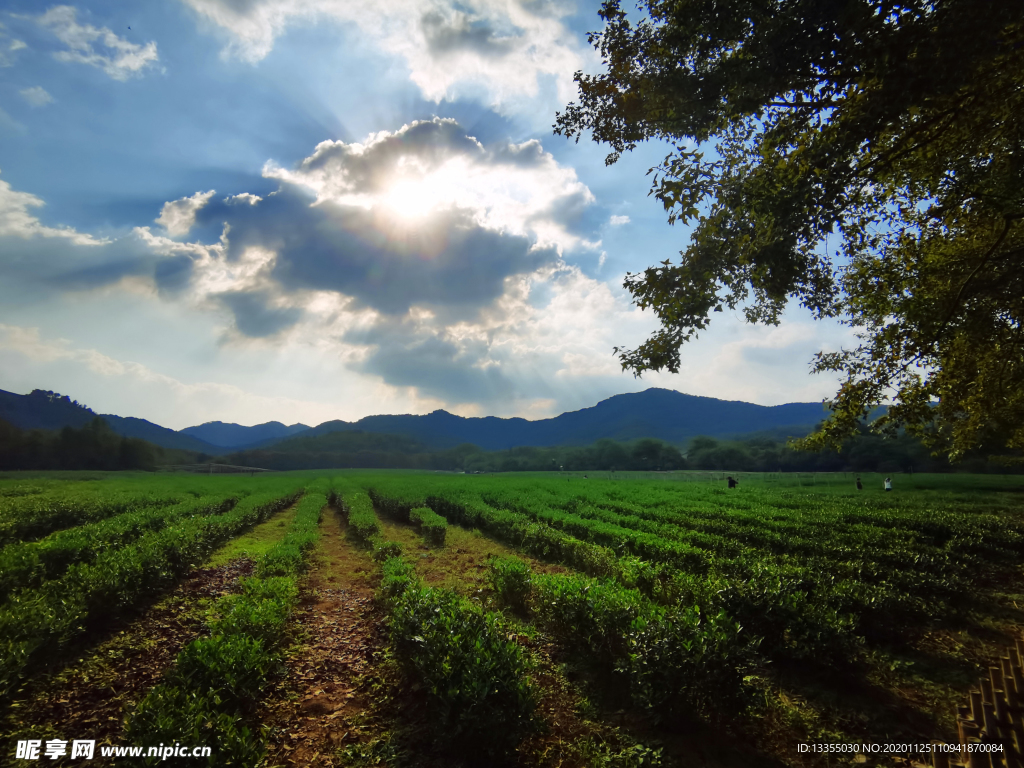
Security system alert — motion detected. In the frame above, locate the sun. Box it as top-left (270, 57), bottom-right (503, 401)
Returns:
top-left (381, 179), bottom-right (436, 220)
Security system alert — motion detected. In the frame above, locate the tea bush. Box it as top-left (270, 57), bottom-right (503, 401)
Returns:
top-left (336, 490), bottom-right (380, 542)
top-left (409, 506), bottom-right (447, 547)
top-left (532, 571), bottom-right (756, 718)
top-left (388, 584), bottom-right (536, 756)
top-left (368, 488), bottom-right (414, 523)
top-left (369, 534), bottom-right (403, 563)
top-left (0, 496), bottom-right (236, 601)
top-left (379, 554), bottom-right (417, 601)
top-left (488, 556), bottom-right (532, 612)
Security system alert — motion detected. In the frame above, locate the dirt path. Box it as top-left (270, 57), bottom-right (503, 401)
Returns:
top-left (259, 507), bottom-right (386, 768)
top-left (0, 503), bottom-right (299, 754)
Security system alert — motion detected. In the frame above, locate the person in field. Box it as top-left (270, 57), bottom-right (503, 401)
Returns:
top-left (727, 476), bottom-right (738, 489)
top-left (884, 477), bottom-right (892, 492)
top-left (856, 477), bottom-right (863, 490)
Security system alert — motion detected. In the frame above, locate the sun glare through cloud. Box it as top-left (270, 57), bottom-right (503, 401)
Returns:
top-left (381, 179), bottom-right (436, 221)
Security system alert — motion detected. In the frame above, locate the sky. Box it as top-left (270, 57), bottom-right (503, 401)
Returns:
top-left (0, 0), bottom-right (858, 430)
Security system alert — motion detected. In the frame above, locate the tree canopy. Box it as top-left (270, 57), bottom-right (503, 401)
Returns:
top-left (555, 0), bottom-right (1024, 462)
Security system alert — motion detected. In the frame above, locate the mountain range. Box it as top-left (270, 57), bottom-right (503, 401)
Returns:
top-left (180, 420), bottom-right (310, 448)
top-left (0, 387), bottom-right (833, 456)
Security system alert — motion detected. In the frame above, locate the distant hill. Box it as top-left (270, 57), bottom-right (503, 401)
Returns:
top-left (100, 415), bottom-right (224, 454)
top-left (248, 389), bottom-right (834, 451)
top-left (0, 389), bottom-right (223, 454)
top-left (180, 420), bottom-right (311, 448)
top-left (2, 386), bottom-right (839, 457)
top-left (0, 389), bottom-right (98, 432)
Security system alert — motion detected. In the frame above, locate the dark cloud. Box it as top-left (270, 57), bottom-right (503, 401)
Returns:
top-left (530, 188), bottom-right (594, 231)
top-left (421, 11), bottom-right (519, 59)
top-left (343, 319), bottom-right (519, 404)
top-left (216, 289), bottom-right (303, 338)
top-left (51, 258), bottom-right (151, 290)
top-left (489, 138), bottom-right (547, 168)
top-left (0, 234), bottom-right (155, 296)
top-left (197, 188), bottom-right (557, 317)
top-left (154, 254), bottom-right (195, 297)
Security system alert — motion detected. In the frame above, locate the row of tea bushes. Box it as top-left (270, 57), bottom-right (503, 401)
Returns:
top-left (0, 487), bottom-right (301, 703)
top-left (124, 491), bottom-right (326, 766)
top-left (0, 487), bottom-right (181, 549)
top-left (368, 487), bottom-right (618, 578)
top-left (489, 556), bottom-right (757, 721)
top-left (409, 507), bottom-right (447, 547)
top-left (338, 486), bottom-right (535, 758)
top-left (0, 496), bottom-right (236, 601)
top-left (375, 552), bottom-right (535, 757)
top-left (332, 487), bottom-right (380, 541)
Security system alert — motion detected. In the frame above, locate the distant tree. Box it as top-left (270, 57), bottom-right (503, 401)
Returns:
top-left (556, 0), bottom-right (1024, 463)
top-left (631, 438), bottom-right (664, 467)
top-left (594, 438), bottom-right (629, 470)
top-left (688, 436), bottom-right (718, 454)
top-left (0, 417), bottom-right (157, 471)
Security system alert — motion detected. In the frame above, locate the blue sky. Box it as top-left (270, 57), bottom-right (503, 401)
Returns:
top-left (0, 0), bottom-right (855, 429)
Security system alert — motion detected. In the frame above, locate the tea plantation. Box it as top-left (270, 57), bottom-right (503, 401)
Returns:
top-left (1, 470), bottom-right (1021, 767)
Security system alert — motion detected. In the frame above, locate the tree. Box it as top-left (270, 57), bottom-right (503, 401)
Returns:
top-left (555, 0), bottom-right (1024, 462)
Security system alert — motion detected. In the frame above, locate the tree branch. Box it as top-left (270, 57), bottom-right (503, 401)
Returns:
top-left (932, 215), bottom-right (1021, 343)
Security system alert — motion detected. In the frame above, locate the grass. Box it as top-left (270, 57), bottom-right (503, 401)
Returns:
top-left (378, 519), bottom-right (566, 598)
top-left (205, 502), bottom-right (299, 567)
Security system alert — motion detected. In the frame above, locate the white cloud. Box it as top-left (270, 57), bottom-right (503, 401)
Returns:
top-left (19, 86), bottom-right (54, 107)
top-left (659, 311), bottom-right (857, 406)
top-left (0, 22), bottom-right (27, 67)
top-left (263, 117), bottom-right (595, 253)
top-left (225, 193), bottom-right (262, 205)
top-left (180, 0), bottom-right (587, 113)
top-left (36, 6), bottom-right (159, 81)
top-left (0, 323), bottom-right (339, 429)
top-left (156, 190), bottom-right (216, 237)
top-left (0, 169), bottom-right (106, 245)
top-left (609, 214), bottom-right (630, 226)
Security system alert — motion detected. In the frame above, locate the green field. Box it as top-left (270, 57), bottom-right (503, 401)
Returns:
top-left (1, 470), bottom-right (1021, 767)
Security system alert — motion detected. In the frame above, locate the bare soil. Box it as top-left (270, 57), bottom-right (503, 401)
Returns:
top-left (259, 507), bottom-right (387, 768)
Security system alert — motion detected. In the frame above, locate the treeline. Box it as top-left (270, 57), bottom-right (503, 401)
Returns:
top-left (462, 438), bottom-right (686, 473)
top-left (0, 418), bottom-right (186, 471)
top-left (5, 416), bottom-right (1012, 474)
top-left (223, 443), bottom-right (481, 472)
top-left (226, 430), bottom-right (1015, 473)
top-left (436, 432), bottom-right (993, 474)
top-left (224, 438), bottom-right (687, 472)
top-left (688, 427), bottom-right (1016, 474)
